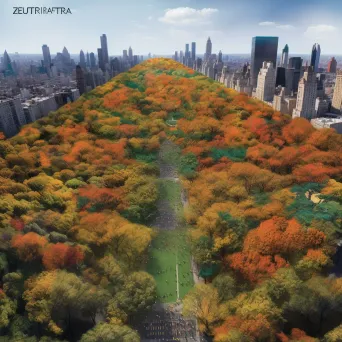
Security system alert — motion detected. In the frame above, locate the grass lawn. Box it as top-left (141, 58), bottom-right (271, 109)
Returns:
top-left (147, 175), bottom-right (193, 303)
top-left (147, 228), bottom-right (194, 303)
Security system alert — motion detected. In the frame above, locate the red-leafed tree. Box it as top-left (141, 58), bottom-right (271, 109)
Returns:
top-left (11, 232), bottom-right (48, 262)
top-left (42, 243), bottom-right (84, 270)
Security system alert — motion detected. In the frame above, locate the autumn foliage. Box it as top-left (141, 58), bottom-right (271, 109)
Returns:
top-left (1, 58), bottom-right (342, 340)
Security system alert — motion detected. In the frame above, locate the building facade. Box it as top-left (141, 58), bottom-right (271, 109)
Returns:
top-left (191, 42), bottom-right (196, 61)
top-left (332, 70), bottom-right (342, 114)
top-left (293, 66), bottom-right (317, 119)
top-left (205, 37), bottom-right (212, 61)
top-left (100, 34), bottom-right (109, 66)
top-left (280, 44), bottom-right (289, 67)
top-left (0, 97), bottom-right (26, 137)
top-left (310, 43), bottom-right (321, 72)
top-left (250, 36), bottom-right (278, 88)
top-left (255, 61), bottom-right (276, 102)
top-left (327, 57), bottom-right (337, 73)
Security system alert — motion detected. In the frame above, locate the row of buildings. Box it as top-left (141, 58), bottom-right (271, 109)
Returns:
top-left (0, 88), bottom-right (80, 137)
top-left (0, 33), bottom-right (145, 138)
top-left (177, 37), bottom-right (341, 133)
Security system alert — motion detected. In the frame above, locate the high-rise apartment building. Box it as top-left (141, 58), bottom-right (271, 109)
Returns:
top-left (250, 36), bottom-right (278, 88)
top-left (100, 34), bottom-right (109, 65)
top-left (76, 65), bottom-right (86, 95)
top-left (280, 44), bottom-right (289, 67)
top-left (310, 43), bottom-right (321, 72)
top-left (185, 44), bottom-right (190, 59)
top-left (42, 45), bottom-right (51, 69)
top-left (191, 42), bottom-right (196, 60)
top-left (89, 52), bottom-right (96, 68)
top-left (293, 66), bottom-right (317, 119)
top-left (97, 48), bottom-right (104, 71)
top-left (128, 47), bottom-right (133, 61)
top-left (332, 70), bottom-right (342, 114)
top-left (289, 57), bottom-right (303, 92)
top-left (79, 50), bottom-right (86, 68)
top-left (86, 52), bottom-right (90, 67)
top-left (328, 57), bottom-right (337, 73)
top-left (0, 98), bottom-right (26, 137)
top-left (62, 46), bottom-right (70, 62)
top-left (218, 50), bottom-right (223, 63)
top-left (255, 61), bottom-right (276, 102)
top-left (205, 37), bottom-right (212, 61)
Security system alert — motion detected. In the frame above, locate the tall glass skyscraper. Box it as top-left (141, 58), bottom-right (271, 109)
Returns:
top-left (191, 42), bottom-right (196, 60)
top-left (100, 34), bottom-right (109, 66)
top-left (310, 43), bottom-right (321, 72)
top-left (250, 36), bottom-right (278, 88)
top-left (185, 44), bottom-right (190, 59)
top-left (42, 44), bottom-right (51, 68)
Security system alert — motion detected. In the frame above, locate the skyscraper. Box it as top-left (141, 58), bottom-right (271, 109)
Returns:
top-left (205, 37), bottom-right (212, 61)
top-left (281, 44), bottom-right (289, 67)
top-left (123, 50), bottom-right (128, 60)
top-left (174, 51), bottom-right (178, 61)
top-left (255, 62), bottom-right (276, 102)
top-left (76, 65), bottom-right (86, 95)
top-left (100, 34), bottom-right (109, 65)
top-left (191, 42), bottom-right (196, 60)
top-left (62, 47), bottom-right (70, 62)
top-left (185, 44), bottom-right (190, 59)
top-left (79, 50), bottom-right (86, 68)
top-left (97, 48), bottom-right (104, 71)
top-left (0, 97), bottom-right (26, 137)
top-left (86, 52), bottom-right (90, 68)
top-left (42, 45), bottom-right (51, 69)
top-left (250, 36), bottom-right (278, 88)
top-left (276, 67), bottom-right (286, 87)
top-left (3, 50), bottom-right (14, 75)
top-left (89, 52), bottom-right (96, 68)
top-left (218, 50), bottom-right (223, 63)
top-left (293, 66), bottom-right (317, 119)
top-left (289, 57), bottom-right (303, 92)
top-left (128, 46), bottom-right (133, 61)
top-left (327, 57), bottom-right (337, 73)
top-left (310, 43), bottom-right (321, 72)
top-left (332, 70), bottom-right (342, 114)
top-left (180, 50), bottom-right (184, 63)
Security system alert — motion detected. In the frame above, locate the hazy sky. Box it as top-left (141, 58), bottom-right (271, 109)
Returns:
top-left (1, 0), bottom-right (342, 55)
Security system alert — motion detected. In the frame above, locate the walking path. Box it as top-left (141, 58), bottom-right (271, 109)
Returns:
top-left (138, 140), bottom-right (201, 342)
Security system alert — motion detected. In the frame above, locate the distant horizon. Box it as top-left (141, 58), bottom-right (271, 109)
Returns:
top-left (4, 52), bottom-right (342, 58)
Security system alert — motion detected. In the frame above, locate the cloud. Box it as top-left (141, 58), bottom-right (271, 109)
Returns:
top-left (304, 24), bottom-right (338, 39)
top-left (259, 22), bottom-right (294, 29)
top-left (159, 7), bottom-right (218, 26)
top-left (148, 16), bottom-right (153, 20)
top-left (276, 24), bottom-right (295, 30)
top-left (305, 24), bottom-right (337, 34)
top-left (259, 21), bottom-right (275, 26)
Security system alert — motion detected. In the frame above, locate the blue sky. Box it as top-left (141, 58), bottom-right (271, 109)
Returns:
top-left (1, 0), bottom-right (342, 55)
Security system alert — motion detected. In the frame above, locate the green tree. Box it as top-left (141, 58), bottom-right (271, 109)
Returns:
top-left (212, 274), bottom-right (237, 302)
top-left (114, 271), bottom-right (156, 314)
top-left (80, 323), bottom-right (140, 342)
top-left (183, 284), bottom-right (227, 335)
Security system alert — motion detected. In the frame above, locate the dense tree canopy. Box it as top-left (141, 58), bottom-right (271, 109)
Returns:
top-left (1, 58), bottom-right (342, 340)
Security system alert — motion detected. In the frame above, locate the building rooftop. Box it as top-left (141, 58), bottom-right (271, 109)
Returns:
top-left (312, 116), bottom-right (342, 124)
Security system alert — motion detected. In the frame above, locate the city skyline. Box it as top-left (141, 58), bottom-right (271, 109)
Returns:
top-left (1, 0), bottom-right (342, 55)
